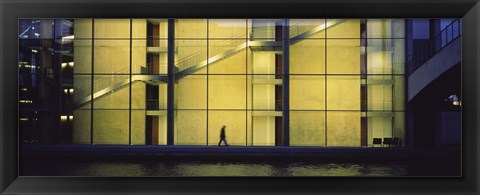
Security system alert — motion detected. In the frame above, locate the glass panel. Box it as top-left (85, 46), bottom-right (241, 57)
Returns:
top-left (252, 116), bottom-right (276, 146)
top-left (73, 19), bottom-right (92, 40)
top-left (393, 111), bottom-right (405, 146)
top-left (290, 39), bottom-right (326, 74)
top-left (367, 19), bottom-right (405, 38)
top-left (92, 75), bottom-right (130, 109)
top-left (207, 40), bottom-right (246, 74)
top-left (175, 110), bottom-right (207, 145)
top-left (144, 19), bottom-right (169, 39)
top-left (326, 19), bottom-right (361, 39)
top-left (208, 19), bottom-right (247, 39)
top-left (393, 76), bottom-right (405, 111)
top-left (208, 110), bottom-right (247, 146)
top-left (252, 84), bottom-right (276, 111)
top-left (290, 76), bottom-right (325, 110)
top-left (326, 76), bottom-right (361, 111)
top-left (367, 115), bottom-right (393, 146)
top-left (175, 40), bottom-right (207, 74)
top-left (367, 75), bottom-right (394, 111)
top-left (175, 19), bottom-right (207, 39)
top-left (326, 39), bottom-right (361, 74)
top-left (366, 39), bottom-right (405, 75)
top-left (93, 109), bottom-right (129, 144)
top-left (131, 109), bottom-right (146, 145)
top-left (248, 19), bottom-right (277, 40)
top-left (132, 19), bottom-right (147, 39)
top-left (94, 19), bottom-right (131, 39)
top-left (93, 40), bottom-right (130, 74)
top-left (73, 40), bottom-right (92, 74)
top-left (252, 52), bottom-right (276, 77)
top-left (208, 75), bottom-right (246, 109)
top-left (73, 75), bottom-right (92, 109)
top-left (176, 75), bottom-right (207, 109)
top-left (289, 19), bottom-right (326, 39)
top-left (18, 19), bottom-right (56, 39)
top-left (130, 80), bottom-right (147, 109)
top-left (367, 39), bottom-right (405, 74)
top-left (326, 111), bottom-right (361, 146)
top-left (73, 109), bottom-right (91, 144)
top-left (131, 40), bottom-right (147, 74)
top-left (290, 111), bottom-right (326, 146)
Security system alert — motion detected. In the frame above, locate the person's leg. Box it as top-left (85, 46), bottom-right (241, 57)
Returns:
top-left (218, 139), bottom-right (222, 146)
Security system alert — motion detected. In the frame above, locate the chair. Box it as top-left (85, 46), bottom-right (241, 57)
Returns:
top-left (383, 138), bottom-right (393, 147)
top-left (372, 138), bottom-right (382, 147)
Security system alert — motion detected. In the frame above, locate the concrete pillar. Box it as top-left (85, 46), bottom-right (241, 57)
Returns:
top-left (167, 19), bottom-right (175, 145)
top-left (282, 19), bottom-right (290, 146)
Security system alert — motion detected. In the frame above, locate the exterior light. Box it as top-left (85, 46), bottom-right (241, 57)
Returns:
top-left (61, 63), bottom-right (67, 68)
top-left (62, 35), bottom-right (74, 42)
top-left (68, 62), bottom-right (74, 67)
top-left (20, 118), bottom-right (29, 121)
top-left (64, 89), bottom-right (68, 94)
top-left (34, 33), bottom-right (40, 37)
top-left (69, 89), bottom-right (74, 93)
top-left (69, 115), bottom-right (74, 120)
top-left (31, 49), bottom-right (38, 53)
top-left (21, 88), bottom-right (28, 91)
top-left (445, 94), bottom-right (461, 106)
top-left (60, 115), bottom-right (68, 121)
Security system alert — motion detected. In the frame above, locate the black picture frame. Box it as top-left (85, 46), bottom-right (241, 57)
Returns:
top-left (1, 0), bottom-right (479, 194)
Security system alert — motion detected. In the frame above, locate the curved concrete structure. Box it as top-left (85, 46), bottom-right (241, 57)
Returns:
top-left (407, 37), bottom-right (461, 101)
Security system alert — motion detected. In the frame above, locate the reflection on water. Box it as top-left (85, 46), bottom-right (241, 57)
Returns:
top-left (23, 160), bottom-right (410, 176)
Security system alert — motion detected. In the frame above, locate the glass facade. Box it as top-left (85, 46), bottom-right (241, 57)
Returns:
top-left (19, 18), bottom-right (407, 147)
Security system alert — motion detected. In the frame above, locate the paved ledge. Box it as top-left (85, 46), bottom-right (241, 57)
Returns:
top-left (21, 144), bottom-right (460, 163)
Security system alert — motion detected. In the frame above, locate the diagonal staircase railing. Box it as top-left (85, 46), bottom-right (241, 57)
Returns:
top-left (74, 19), bottom-right (344, 108)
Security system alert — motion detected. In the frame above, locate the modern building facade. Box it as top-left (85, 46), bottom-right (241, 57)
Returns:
top-left (19, 18), bottom-right (459, 147)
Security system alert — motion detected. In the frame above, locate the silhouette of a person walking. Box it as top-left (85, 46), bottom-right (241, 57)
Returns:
top-left (218, 125), bottom-right (229, 146)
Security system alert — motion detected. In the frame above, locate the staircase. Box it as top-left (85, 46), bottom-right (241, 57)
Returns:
top-left (73, 19), bottom-right (344, 107)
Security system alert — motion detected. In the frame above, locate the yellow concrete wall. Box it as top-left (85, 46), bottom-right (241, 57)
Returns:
top-left (327, 112), bottom-right (361, 146)
top-left (175, 110), bottom-right (207, 145)
top-left (208, 19), bottom-right (246, 39)
top-left (289, 19), bottom-right (326, 38)
top-left (290, 112), bottom-right (326, 146)
top-left (290, 39), bottom-right (325, 74)
top-left (93, 110), bottom-right (129, 144)
top-left (175, 71), bottom-right (207, 145)
top-left (72, 109), bottom-right (91, 144)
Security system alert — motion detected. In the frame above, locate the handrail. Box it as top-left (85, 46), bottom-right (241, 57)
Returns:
top-left (72, 66), bottom-right (130, 103)
top-left (407, 19), bottom-right (461, 75)
top-left (73, 19), bottom-right (344, 107)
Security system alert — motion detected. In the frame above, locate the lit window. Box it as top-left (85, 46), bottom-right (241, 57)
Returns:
top-left (19, 100), bottom-right (33, 104)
